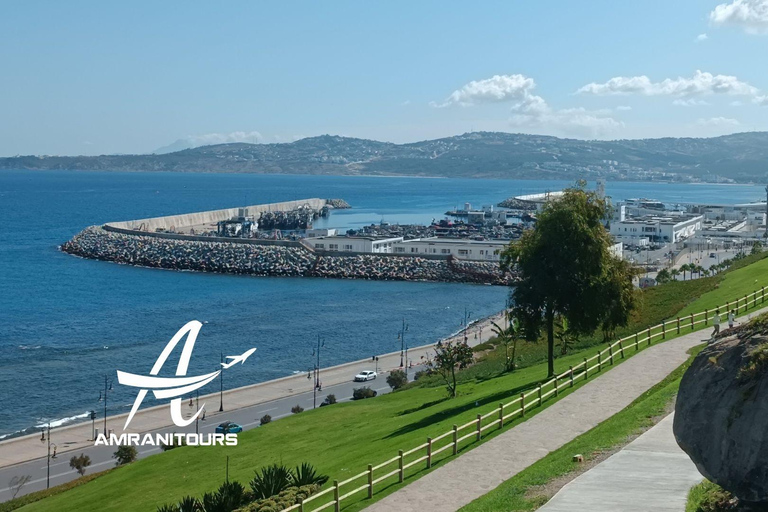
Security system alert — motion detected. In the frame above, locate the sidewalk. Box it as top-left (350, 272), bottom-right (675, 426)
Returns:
top-left (538, 414), bottom-right (702, 512)
top-left (365, 309), bottom-right (760, 512)
top-left (0, 312), bottom-right (505, 470)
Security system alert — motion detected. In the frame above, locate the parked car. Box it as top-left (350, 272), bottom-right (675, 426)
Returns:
top-left (215, 421), bottom-right (243, 434)
top-left (710, 253), bottom-right (716, 258)
top-left (354, 370), bottom-right (377, 382)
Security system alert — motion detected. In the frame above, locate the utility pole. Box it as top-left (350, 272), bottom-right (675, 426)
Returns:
top-left (219, 352), bottom-right (224, 412)
top-left (462, 308), bottom-right (472, 343)
top-left (46, 423), bottom-right (50, 489)
top-left (98, 375), bottom-right (113, 434)
top-left (399, 319), bottom-right (408, 368)
top-left (195, 390), bottom-right (200, 435)
top-left (313, 335), bottom-right (324, 409)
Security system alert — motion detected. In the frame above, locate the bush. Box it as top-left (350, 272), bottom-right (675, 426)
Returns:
top-left (687, 480), bottom-right (737, 511)
top-left (202, 481), bottom-right (246, 512)
top-left (290, 405), bottom-right (304, 414)
top-left (250, 464), bottom-right (294, 500)
top-left (69, 454), bottom-right (91, 476)
top-left (386, 370), bottom-right (408, 390)
top-left (259, 414), bottom-right (272, 426)
top-left (112, 445), bottom-right (138, 466)
top-left (352, 387), bottom-right (377, 400)
top-left (235, 485), bottom-right (319, 512)
top-left (320, 394), bottom-right (337, 406)
top-left (291, 462), bottom-right (329, 487)
top-left (160, 435), bottom-right (187, 451)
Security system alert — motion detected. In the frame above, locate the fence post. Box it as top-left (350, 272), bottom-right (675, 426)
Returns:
top-left (520, 393), bottom-right (526, 416)
top-left (427, 437), bottom-right (432, 468)
top-left (662, 320), bottom-right (666, 339)
top-left (398, 450), bottom-right (404, 482)
top-left (619, 340), bottom-right (625, 359)
top-left (367, 464), bottom-right (373, 499)
top-left (476, 414), bottom-right (482, 441)
top-left (569, 366), bottom-right (574, 387)
top-left (598, 352), bottom-right (602, 371)
top-left (299, 498), bottom-right (305, 512)
top-left (538, 383), bottom-right (543, 403)
top-left (554, 378), bottom-right (559, 396)
top-left (677, 317), bottom-right (680, 334)
top-left (609, 345), bottom-right (614, 365)
top-left (452, 425), bottom-right (458, 455)
top-left (704, 309), bottom-right (708, 325)
top-left (762, 286), bottom-right (765, 304)
top-left (334, 480), bottom-right (340, 512)
top-left (690, 313), bottom-right (694, 330)
top-left (647, 327), bottom-right (651, 347)
top-left (583, 358), bottom-right (588, 380)
top-left (744, 295), bottom-right (748, 313)
top-left (634, 332), bottom-right (639, 349)
top-left (498, 403), bottom-right (504, 429)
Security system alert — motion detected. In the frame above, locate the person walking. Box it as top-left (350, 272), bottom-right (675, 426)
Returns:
top-left (728, 309), bottom-right (736, 329)
top-left (711, 309), bottom-right (721, 341)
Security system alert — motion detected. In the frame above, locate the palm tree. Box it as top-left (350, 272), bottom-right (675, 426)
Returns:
top-left (670, 268), bottom-right (681, 281)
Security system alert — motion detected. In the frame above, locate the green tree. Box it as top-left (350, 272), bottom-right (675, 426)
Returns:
top-left (500, 185), bottom-right (636, 378)
top-left (386, 369), bottom-right (408, 390)
top-left (69, 454), bottom-right (91, 476)
top-left (113, 445), bottom-right (138, 466)
top-left (430, 339), bottom-right (474, 397)
top-left (655, 268), bottom-right (671, 284)
top-left (490, 314), bottom-right (520, 372)
top-left (752, 241), bottom-right (763, 255)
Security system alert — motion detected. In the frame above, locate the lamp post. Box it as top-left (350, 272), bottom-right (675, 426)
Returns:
top-left (97, 375), bottom-right (113, 434)
top-left (219, 352), bottom-right (224, 412)
top-left (372, 355), bottom-right (379, 374)
top-left (461, 308), bottom-right (472, 342)
top-left (398, 319), bottom-right (408, 368)
top-left (44, 423), bottom-right (57, 489)
top-left (313, 335), bottom-right (324, 409)
top-left (89, 410), bottom-right (96, 441)
top-left (195, 390), bottom-right (200, 435)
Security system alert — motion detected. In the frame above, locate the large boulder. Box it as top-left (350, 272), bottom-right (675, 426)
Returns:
top-left (674, 317), bottom-right (768, 505)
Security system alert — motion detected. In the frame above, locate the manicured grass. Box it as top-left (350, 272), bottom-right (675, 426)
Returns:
top-left (459, 345), bottom-right (704, 512)
top-left (19, 254), bottom-right (768, 512)
top-left (0, 469), bottom-right (114, 512)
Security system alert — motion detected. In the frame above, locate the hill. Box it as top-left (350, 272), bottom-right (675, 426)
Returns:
top-left (3, 132), bottom-right (768, 183)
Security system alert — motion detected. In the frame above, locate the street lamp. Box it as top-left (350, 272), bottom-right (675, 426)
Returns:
top-left (398, 319), bottom-right (408, 367)
top-left (461, 308), bottom-right (472, 342)
top-left (371, 355), bottom-right (379, 374)
top-left (312, 335), bottom-right (325, 409)
top-left (219, 352), bottom-right (224, 412)
top-left (44, 423), bottom-right (56, 489)
top-left (89, 410), bottom-right (96, 441)
top-left (97, 375), bottom-right (113, 434)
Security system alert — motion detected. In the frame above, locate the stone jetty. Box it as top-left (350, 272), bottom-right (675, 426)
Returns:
top-left (62, 226), bottom-right (515, 285)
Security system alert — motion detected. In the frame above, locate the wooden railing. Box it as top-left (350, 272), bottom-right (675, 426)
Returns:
top-left (281, 286), bottom-right (768, 512)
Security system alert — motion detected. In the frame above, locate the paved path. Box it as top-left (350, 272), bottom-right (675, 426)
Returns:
top-left (367, 308), bottom-right (761, 512)
top-left (539, 413), bottom-right (703, 512)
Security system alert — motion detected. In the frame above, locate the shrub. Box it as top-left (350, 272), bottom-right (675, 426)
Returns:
top-left (320, 394), bottom-right (337, 406)
top-left (259, 414), bottom-right (272, 426)
top-left (249, 464), bottom-right (293, 500)
top-left (178, 495), bottom-right (203, 512)
top-left (290, 405), bottom-right (304, 414)
top-left (160, 435), bottom-right (187, 451)
top-left (112, 445), bottom-right (138, 466)
top-left (352, 387), bottom-right (377, 400)
top-left (386, 370), bottom-right (408, 390)
top-left (413, 369), bottom-right (430, 381)
top-left (291, 462), bottom-right (329, 487)
top-left (69, 454), bottom-right (91, 476)
top-left (235, 485), bottom-right (319, 512)
top-left (202, 481), bottom-right (246, 512)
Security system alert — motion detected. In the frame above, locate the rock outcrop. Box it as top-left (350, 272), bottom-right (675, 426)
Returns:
top-left (674, 315), bottom-right (768, 505)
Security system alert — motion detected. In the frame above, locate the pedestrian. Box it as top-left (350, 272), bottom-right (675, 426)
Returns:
top-left (188, 397), bottom-right (193, 407)
top-left (728, 309), bottom-right (736, 329)
top-left (711, 309), bottom-right (721, 341)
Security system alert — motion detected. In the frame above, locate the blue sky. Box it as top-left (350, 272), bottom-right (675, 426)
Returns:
top-left (1, 0), bottom-right (767, 155)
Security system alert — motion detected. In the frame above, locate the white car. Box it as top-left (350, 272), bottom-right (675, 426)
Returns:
top-left (354, 370), bottom-right (377, 382)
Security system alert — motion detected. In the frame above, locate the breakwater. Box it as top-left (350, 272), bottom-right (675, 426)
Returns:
top-left (62, 226), bottom-right (514, 285)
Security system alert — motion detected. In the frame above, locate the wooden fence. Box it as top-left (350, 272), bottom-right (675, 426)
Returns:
top-left (281, 286), bottom-right (768, 512)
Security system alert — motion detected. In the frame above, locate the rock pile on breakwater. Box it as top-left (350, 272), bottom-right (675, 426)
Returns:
top-left (496, 197), bottom-right (537, 210)
top-left (326, 198), bottom-right (351, 209)
top-left (61, 227), bottom-right (514, 285)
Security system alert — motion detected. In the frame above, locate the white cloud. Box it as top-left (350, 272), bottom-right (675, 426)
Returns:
top-left (696, 33), bottom-right (709, 41)
top-left (755, 95), bottom-right (768, 105)
top-left (577, 70), bottom-right (758, 98)
top-left (696, 116), bottom-right (740, 127)
top-left (154, 131), bottom-right (263, 154)
top-left (431, 74), bottom-right (536, 107)
top-left (616, 105), bottom-right (633, 111)
top-left (710, 0), bottom-right (768, 34)
top-left (672, 98), bottom-right (710, 107)
top-left (509, 102), bottom-right (622, 137)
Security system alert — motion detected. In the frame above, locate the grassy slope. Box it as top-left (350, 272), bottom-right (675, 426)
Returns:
top-left (459, 345), bottom-right (703, 512)
top-left (19, 253), bottom-right (768, 512)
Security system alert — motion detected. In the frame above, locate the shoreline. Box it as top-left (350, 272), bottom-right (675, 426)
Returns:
top-left (0, 309), bottom-right (507, 468)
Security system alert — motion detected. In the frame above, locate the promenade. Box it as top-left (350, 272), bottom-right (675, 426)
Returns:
top-left (365, 309), bottom-right (758, 512)
top-left (538, 414), bottom-right (702, 512)
top-left (0, 311), bottom-right (506, 471)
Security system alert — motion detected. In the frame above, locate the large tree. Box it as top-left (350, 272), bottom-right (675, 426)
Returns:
top-left (500, 185), bottom-right (636, 378)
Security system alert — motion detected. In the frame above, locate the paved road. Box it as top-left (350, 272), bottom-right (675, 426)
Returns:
top-left (0, 374), bottom-right (400, 502)
top-left (538, 414), bottom-right (703, 512)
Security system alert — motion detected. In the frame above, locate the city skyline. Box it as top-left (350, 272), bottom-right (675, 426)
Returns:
top-left (1, 0), bottom-right (767, 156)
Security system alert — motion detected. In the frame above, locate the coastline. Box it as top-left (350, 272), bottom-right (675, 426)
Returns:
top-left (0, 309), bottom-right (507, 469)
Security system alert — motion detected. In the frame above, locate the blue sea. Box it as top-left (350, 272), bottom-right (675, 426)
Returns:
top-left (0, 171), bottom-right (763, 438)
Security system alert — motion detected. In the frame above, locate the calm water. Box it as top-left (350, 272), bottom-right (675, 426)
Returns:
top-left (0, 171), bottom-right (762, 437)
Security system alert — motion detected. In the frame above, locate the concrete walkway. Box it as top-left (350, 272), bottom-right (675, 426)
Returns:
top-left (539, 414), bottom-right (702, 511)
top-left (366, 308), bottom-right (761, 512)
top-left (0, 311), bottom-right (504, 470)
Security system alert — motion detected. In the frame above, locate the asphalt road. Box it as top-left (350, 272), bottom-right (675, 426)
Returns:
top-left (0, 373), bottom-right (401, 502)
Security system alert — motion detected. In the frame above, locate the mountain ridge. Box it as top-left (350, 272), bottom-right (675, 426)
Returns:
top-left (3, 131), bottom-right (768, 183)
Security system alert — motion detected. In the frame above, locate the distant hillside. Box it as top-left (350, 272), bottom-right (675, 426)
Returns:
top-left (3, 132), bottom-right (768, 183)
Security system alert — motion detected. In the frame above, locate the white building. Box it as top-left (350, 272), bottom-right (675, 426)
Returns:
top-left (305, 228), bottom-right (338, 238)
top-left (306, 236), bottom-right (403, 253)
top-left (393, 238), bottom-right (507, 261)
top-left (609, 214), bottom-right (703, 243)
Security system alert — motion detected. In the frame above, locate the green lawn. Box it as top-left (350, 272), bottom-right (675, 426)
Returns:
top-left (17, 252), bottom-right (768, 512)
top-left (459, 345), bottom-right (703, 512)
